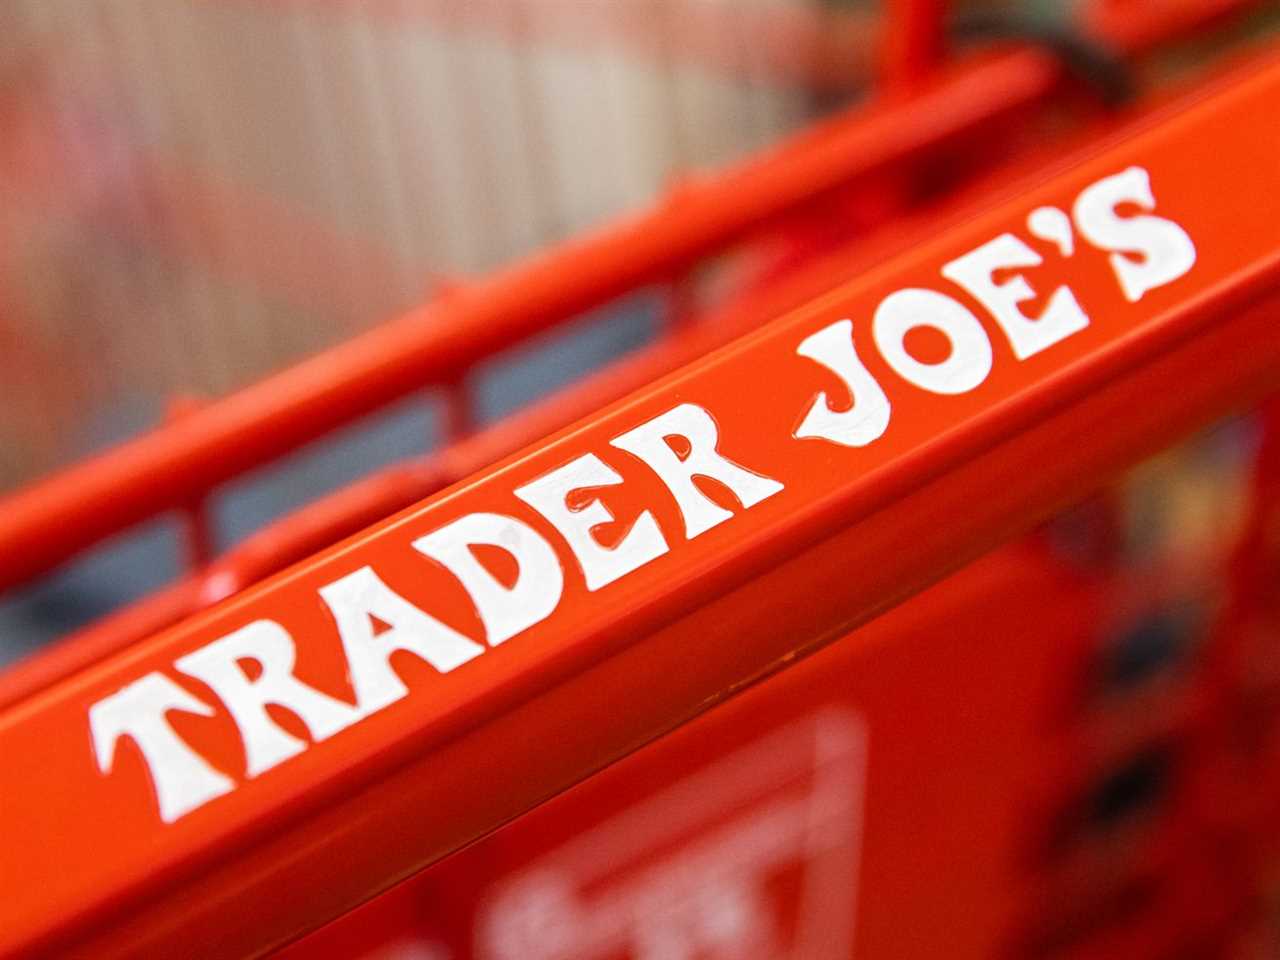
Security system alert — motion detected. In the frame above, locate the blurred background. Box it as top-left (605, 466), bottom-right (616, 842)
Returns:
top-left (0, 0), bottom-right (869, 474)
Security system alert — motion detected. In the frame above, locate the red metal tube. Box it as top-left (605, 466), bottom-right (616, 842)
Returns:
top-left (879, 0), bottom-right (949, 92)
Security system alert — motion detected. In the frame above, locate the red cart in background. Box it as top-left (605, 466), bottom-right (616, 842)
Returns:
top-left (2, 2), bottom-right (1280, 957)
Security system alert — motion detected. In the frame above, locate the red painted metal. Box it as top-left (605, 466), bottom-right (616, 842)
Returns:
top-left (2, 48), bottom-right (1279, 958)
top-left (277, 540), bottom-right (1109, 960)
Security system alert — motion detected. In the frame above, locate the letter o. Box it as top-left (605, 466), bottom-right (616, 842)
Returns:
top-left (872, 288), bottom-right (993, 395)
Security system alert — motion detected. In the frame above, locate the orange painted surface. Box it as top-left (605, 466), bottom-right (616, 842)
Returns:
top-left (1, 48), bottom-right (1279, 958)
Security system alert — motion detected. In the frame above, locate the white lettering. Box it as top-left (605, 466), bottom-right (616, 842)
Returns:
top-left (89, 673), bottom-right (234, 823)
top-left (872, 288), bottom-right (993, 395)
top-left (1073, 166), bottom-right (1196, 302)
top-left (318, 567), bottom-right (484, 714)
top-left (611, 403), bottom-right (784, 539)
top-left (413, 512), bottom-right (563, 646)
top-left (793, 319), bottom-right (891, 446)
top-left (942, 233), bottom-right (1090, 360)
top-left (514, 454), bottom-right (667, 591)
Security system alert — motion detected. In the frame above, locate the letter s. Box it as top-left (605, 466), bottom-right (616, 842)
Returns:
top-left (1073, 166), bottom-right (1196, 303)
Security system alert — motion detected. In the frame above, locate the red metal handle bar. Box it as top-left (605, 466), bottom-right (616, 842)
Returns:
top-left (880, 0), bottom-right (949, 91)
top-left (2, 49), bottom-right (1277, 957)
